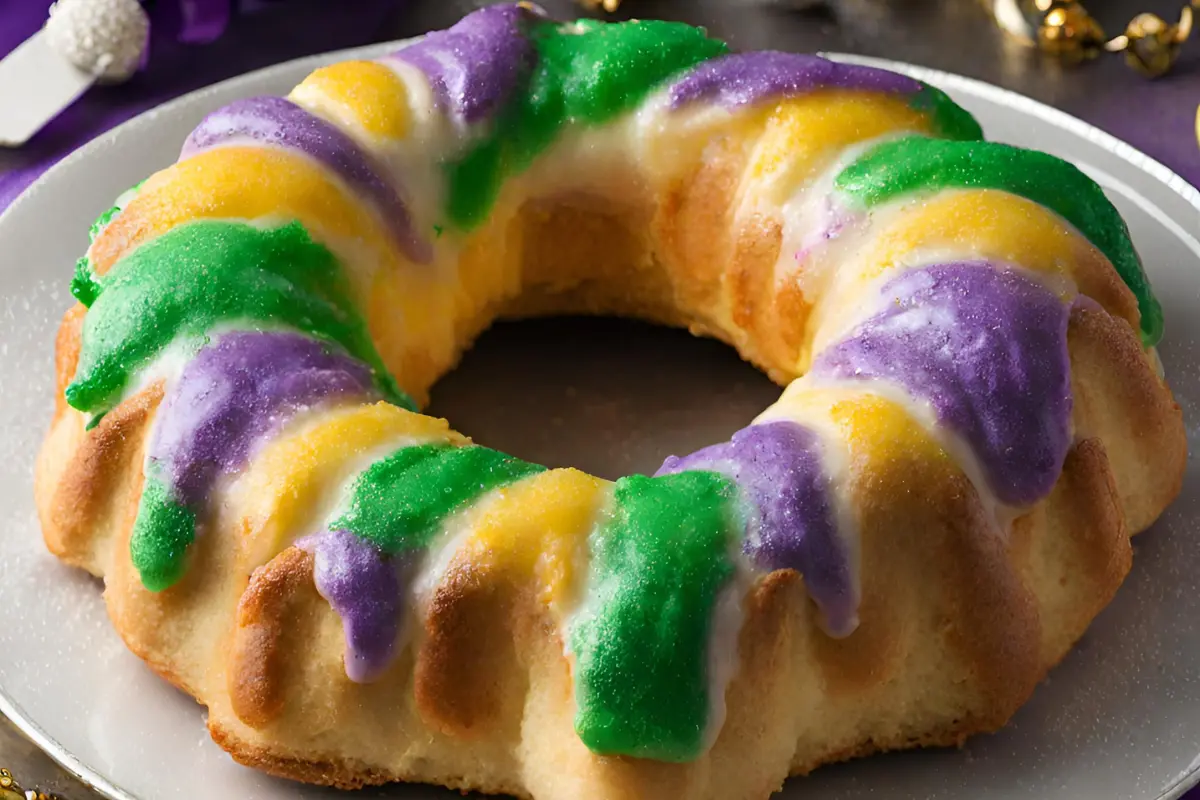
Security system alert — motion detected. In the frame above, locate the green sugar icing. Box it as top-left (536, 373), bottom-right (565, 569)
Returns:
top-left (445, 18), bottom-right (728, 228)
top-left (130, 475), bottom-right (197, 592)
top-left (834, 135), bottom-right (1163, 346)
top-left (87, 181), bottom-right (141, 243)
top-left (333, 443), bottom-right (544, 552)
top-left (71, 257), bottom-right (100, 308)
top-left (74, 182), bottom-right (144, 309)
top-left (88, 204), bottom-right (122, 243)
top-left (65, 220), bottom-right (412, 416)
top-left (570, 471), bottom-right (742, 762)
top-left (909, 86), bottom-right (983, 142)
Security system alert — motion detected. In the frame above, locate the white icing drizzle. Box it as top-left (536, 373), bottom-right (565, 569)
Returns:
top-left (369, 58), bottom-right (464, 248)
top-left (702, 559), bottom-right (749, 750)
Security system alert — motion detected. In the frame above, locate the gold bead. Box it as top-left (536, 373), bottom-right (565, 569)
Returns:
top-left (1105, 6), bottom-right (1193, 77)
top-left (1037, 0), bottom-right (1107, 62)
top-left (0, 769), bottom-right (23, 800)
top-left (576, 0), bottom-right (622, 11)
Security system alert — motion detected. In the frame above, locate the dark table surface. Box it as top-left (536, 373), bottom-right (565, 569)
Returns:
top-left (1, 0), bottom-right (1197, 797)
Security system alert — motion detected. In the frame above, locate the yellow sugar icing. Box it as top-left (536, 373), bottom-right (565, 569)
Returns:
top-left (88, 146), bottom-right (398, 276)
top-left (749, 92), bottom-right (933, 198)
top-left (830, 393), bottom-right (950, 471)
top-left (762, 383), bottom-right (948, 473)
top-left (232, 402), bottom-right (463, 566)
top-left (452, 468), bottom-right (607, 609)
top-left (856, 189), bottom-right (1081, 287)
top-left (802, 189), bottom-right (1087, 364)
top-left (289, 61), bottom-right (412, 140)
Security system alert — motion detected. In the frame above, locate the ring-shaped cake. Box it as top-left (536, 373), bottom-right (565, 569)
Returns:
top-left (36, 5), bottom-right (1185, 798)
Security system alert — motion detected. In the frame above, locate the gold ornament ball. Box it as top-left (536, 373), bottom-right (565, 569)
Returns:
top-left (1105, 7), bottom-right (1194, 77)
top-left (1037, 1), bottom-right (1107, 61)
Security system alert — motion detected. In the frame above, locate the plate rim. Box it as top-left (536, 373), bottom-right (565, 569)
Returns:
top-left (2, 42), bottom-right (1198, 800)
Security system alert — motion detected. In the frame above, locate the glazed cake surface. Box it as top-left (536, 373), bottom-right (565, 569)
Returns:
top-left (35, 5), bottom-right (1186, 799)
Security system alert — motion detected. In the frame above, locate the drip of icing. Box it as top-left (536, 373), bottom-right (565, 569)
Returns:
top-left (570, 471), bottom-right (740, 762)
top-left (444, 15), bottom-right (728, 227)
top-left (74, 181), bottom-right (144, 306)
top-left (66, 220), bottom-right (410, 416)
top-left (834, 136), bottom-right (1161, 346)
top-left (667, 52), bottom-right (982, 142)
top-left (87, 180), bottom-right (143, 244)
top-left (391, 3), bottom-right (540, 124)
top-left (72, 258), bottom-right (100, 307)
top-left (302, 528), bottom-right (410, 683)
top-left (129, 331), bottom-right (376, 591)
top-left (811, 262), bottom-right (1072, 507)
top-left (332, 443), bottom-right (544, 553)
top-left (88, 205), bottom-right (123, 242)
top-left (181, 96), bottom-right (430, 264)
top-left (299, 445), bottom-right (548, 683)
top-left (128, 478), bottom-right (195, 592)
top-left (656, 420), bottom-right (855, 636)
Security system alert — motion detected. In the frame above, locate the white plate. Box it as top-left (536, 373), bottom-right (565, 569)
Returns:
top-left (1, 46), bottom-right (1199, 800)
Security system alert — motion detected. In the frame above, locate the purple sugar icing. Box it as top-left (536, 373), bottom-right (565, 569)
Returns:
top-left (149, 331), bottom-right (375, 510)
top-left (668, 51), bottom-right (921, 110)
top-left (303, 528), bottom-right (410, 683)
top-left (390, 4), bottom-right (538, 123)
top-left (812, 262), bottom-right (1072, 507)
top-left (181, 95), bottom-right (431, 264)
top-left (657, 421), bottom-right (855, 635)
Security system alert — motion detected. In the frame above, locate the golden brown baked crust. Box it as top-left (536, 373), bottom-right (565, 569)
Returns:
top-left (35, 303), bottom-right (1181, 799)
top-left (34, 92), bottom-right (1187, 800)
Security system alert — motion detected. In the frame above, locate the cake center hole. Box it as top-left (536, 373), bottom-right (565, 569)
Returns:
top-left (424, 317), bottom-right (782, 481)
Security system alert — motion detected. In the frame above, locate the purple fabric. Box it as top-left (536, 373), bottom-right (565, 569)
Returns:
top-left (149, 330), bottom-right (375, 510)
top-left (656, 420), bottom-right (856, 636)
top-left (390, 3), bottom-right (538, 123)
top-left (183, 95), bottom-right (431, 263)
top-left (1079, 65), bottom-right (1200, 191)
top-left (0, 0), bottom-right (403, 211)
top-left (811, 262), bottom-right (1072, 508)
top-left (302, 528), bottom-right (409, 683)
top-left (669, 51), bottom-right (920, 109)
top-left (153, 0), bottom-right (234, 45)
